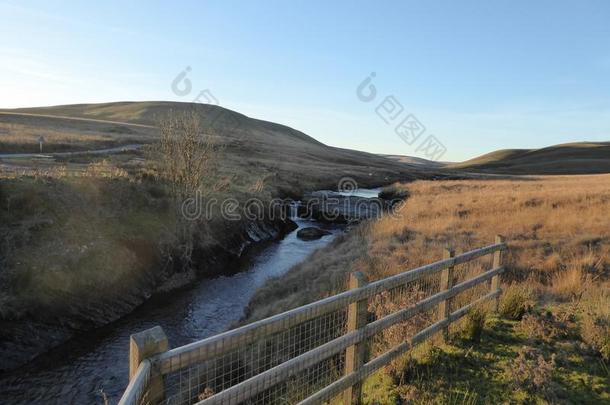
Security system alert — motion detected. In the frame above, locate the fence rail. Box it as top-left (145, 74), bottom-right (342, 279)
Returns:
top-left (119, 236), bottom-right (507, 405)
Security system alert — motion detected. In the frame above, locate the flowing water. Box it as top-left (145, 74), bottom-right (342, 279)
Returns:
top-left (0, 189), bottom-right (379, 405)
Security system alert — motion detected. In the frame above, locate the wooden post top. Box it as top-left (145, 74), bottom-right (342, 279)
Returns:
top-left (131, 325), bottom-right (168, 349)
top-left (129, 326), bottom-right (168, 379)
top-left (349, 272), bottom-right (368, 288)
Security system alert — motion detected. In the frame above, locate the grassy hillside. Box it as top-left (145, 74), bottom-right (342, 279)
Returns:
top-left (448, 142), bottom-right (610, 174)
top-left (379, 154), bottom-right (448, 168)
top-left (0, 102), bottom-right (432, 191)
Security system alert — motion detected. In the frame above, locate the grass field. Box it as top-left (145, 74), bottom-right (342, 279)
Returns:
top-left (245, 174), bottom-right (610, 404)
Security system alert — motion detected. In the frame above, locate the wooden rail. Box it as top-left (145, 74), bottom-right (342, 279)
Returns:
top-left (119, 236), bottom-right (507, 405)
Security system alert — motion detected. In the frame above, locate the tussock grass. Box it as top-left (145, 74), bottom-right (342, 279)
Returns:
top-left (499, 284), bottom-right (535, 320)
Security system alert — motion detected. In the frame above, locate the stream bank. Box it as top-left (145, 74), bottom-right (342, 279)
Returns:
top-left (0, 188), bottom-right (384, 404)
top-left (0, 212), bottom-right (295, 373)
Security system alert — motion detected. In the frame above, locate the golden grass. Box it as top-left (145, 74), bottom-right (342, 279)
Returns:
top-left (245, 174), bottom-right (610, 359)
top-left (368, 175), bottom-right (610, 291)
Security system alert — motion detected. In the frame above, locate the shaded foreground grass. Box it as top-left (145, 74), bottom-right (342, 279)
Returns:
top-left (362, 313), bottom-right (609, 404)
top-left (244, 174), bottom-right (610, 403)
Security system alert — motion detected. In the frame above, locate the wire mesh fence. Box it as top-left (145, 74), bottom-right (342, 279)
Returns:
top-left (162, 308), bottom-right (348, 405)
top-left (448, 251), bottom-right (494, 336)
top-left (119, 238), bottom-right (507, 405)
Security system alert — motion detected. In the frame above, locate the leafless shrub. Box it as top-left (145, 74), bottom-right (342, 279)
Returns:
top-left (155, 109), bottom-right (218, 201)
top-left (517, 312), bottom-right (564, 343)
top-left (506, 346), bottom-right (556, 397)
top-left (152, 110), bottom-right (219, 267)
top-left (580, 288), bottom-right (610, 360)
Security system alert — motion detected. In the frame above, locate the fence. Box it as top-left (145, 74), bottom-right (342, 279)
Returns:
top-left (119, 236), bottom-right (507, 405)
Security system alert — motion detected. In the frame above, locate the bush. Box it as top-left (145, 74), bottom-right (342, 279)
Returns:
top-left (517, 312), bottom-right (564, 343)
top-left (581, 316), bottom-right (610, 360)
top-left (506, 346), bottom-right (556, 397)
top-left (580, 288), bottom-right (610, 360)
top-left (462, 306), bottom-right (488, 342)
top-left (499, 284), bottom-right (535, 320)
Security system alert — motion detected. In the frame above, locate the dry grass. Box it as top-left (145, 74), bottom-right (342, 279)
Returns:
top-left (498, 284), bottom-right (536, 320)
top-left (247, 175), bottom-right (610, 320)
top-left (244, 174), bottom-right (610, 402)
top-left (366, 175), bottom-right (610, 294)
top-left (365, 175), bottom-right (610, 365)
top-left (0, 120), bottom-right (150, 153)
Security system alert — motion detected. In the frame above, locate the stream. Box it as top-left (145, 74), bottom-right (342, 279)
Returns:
top-left (0, 189), bottom-right (380, 405)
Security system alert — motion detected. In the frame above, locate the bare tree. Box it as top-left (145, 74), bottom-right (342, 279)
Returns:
top-left (156, 109), bottom-right (217, 201)
top-left (153, 109), bottom-right (219, 267)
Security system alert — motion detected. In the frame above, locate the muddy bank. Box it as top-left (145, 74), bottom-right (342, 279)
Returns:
top-left (0, 214), bottom-right (296, 372)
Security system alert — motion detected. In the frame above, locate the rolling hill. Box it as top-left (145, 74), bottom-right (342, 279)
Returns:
top-left (0, 101), bottom-right (440, 193)
top-left (3, 103), bottom-right (608, 178)
top-left (380, 154), bottom-right (449, 168)
top-left (447, 142), bottom-right (610, 174)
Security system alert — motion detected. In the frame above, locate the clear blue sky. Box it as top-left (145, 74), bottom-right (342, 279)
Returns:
top-left (2, 0), bottom-right (609, 160)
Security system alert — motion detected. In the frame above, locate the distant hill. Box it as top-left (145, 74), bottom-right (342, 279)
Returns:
top-left (447, 142), bottom-right (610, 174)
top-left (6, 102), bottom-right (606, 177)
top-left (380, 154), bottom-right (449, 168)
top-left (0, 101), bottom-right (439, 190)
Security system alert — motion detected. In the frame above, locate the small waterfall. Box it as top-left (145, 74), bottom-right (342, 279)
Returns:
top-left (289, 201), bottom-right (301, 220)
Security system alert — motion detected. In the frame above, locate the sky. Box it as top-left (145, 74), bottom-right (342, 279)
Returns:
top-left (1, 0), bottom-right (610, 161)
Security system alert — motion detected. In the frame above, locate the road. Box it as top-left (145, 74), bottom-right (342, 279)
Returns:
top-left (0, 144), bottom-right (144, 159)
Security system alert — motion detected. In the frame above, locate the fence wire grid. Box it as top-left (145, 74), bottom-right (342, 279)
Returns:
top-left (121, 240), bottom-right (506, 405)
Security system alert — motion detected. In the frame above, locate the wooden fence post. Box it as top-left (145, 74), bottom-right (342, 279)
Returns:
top-left (438, 248), bottom-right (455, 342)
top-left (344, 271), bottom-right (368, 405)
top-left (491, 235), bottom-right (505, 312)
top-left (130, 325), bottom-right (168, 403)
